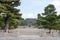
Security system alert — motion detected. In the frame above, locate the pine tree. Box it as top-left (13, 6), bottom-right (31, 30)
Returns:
top-left (0, 0), bottom-right (22, 32)
top-left (37, 4), bottom-right (58, 33)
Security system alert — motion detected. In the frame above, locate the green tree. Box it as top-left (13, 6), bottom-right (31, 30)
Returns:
top-left (0, 15), bottom-right (5, 29)
top-left (37, 14), bottom-right (43, 28)
top-left (42, 4), bottom-right (57, 33)
top-left (0, 0), bottom-right (22, 32)
top-left (37, 4), bottom-right (59, 33)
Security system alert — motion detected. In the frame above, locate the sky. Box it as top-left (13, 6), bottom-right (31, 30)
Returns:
top-left (16, 0), bottom-right (60, 19)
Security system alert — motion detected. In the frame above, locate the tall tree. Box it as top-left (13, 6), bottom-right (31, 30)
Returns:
top-left (37, 4), bottom-right (58, 33)
top-left (0, 0), bottom-right (22, 32)
top-left (42, 4), bottom-right (57, 33)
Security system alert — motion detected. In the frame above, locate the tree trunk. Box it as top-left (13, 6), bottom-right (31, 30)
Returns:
top-left (49, 28), bottom-right (51, 33)
top-left (4, 16), bottom-right (9, 32)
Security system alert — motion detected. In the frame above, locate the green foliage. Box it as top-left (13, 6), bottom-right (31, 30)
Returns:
top-left (44, 4), bottom-right (56, 15)
top-left (37, 4), bottom-right (60, 30)
top-left (42, 4), bottom-right (58, 29)
top-left (9, 19), bottom-right (18, 29)
top-left (37, 14), bottom-right (43, 26)
top-left (0, 0), bottom-right (20, 7)
top-left (0, 0), bottom-right (22, 30)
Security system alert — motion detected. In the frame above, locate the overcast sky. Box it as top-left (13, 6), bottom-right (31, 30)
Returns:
top-left (16, 0), bottom-right (60, 19)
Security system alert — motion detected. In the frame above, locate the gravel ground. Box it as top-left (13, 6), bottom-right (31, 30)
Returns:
top-left (0, 28), bottom-right (60, 40)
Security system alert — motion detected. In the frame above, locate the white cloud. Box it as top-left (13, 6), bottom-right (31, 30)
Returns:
top-left (57, 9), bottom-right (60, 15)
top-left (51, 0), bottom-right (60, 7)
top-left (21, 0), bottom-right (60, 19)
top-left (32, 0), bottom-right (41, 3)
top-left (22, 13), bottom-right (37, 19)
top-left (51, 0), bottom-right (60, 15)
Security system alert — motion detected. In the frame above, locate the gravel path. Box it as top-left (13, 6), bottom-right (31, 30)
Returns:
top-left (0, 28), bottom-right (60, 40)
